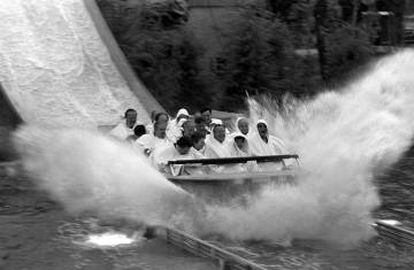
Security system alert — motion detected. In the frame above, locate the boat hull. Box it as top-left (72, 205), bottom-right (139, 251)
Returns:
top-left (167, 170), bottom-right (297, 204)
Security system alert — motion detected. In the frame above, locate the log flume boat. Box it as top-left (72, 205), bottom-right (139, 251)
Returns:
top-left (166, 154), bottom-right (300, 204)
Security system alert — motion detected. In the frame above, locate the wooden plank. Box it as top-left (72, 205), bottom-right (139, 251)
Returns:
top-left (167, 155), bottom-right (299, 165)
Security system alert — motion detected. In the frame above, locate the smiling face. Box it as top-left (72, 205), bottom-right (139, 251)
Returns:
top-left (213, 125), bottom-right (226, 143)
top-left (237, 119), bottom-right (249, 135)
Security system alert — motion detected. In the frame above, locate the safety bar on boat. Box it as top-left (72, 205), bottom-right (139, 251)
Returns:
top-left (167, 154), bottom-right (299, 165)
top-left (149, 226), bottom-right (267, 270)
top-left (374, 220), bottom-right (414, 247)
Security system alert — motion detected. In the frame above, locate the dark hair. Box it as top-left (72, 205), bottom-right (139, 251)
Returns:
top-left (191, 132), bottom-right (205, 144)
top-left (176, 136), bottom-right (193, 148)
top-left (200, 107), bottom-right (212, 114)
top-left (194, 116), bottom-right (205, 124)
top-left (124, 108), bottom-right (137, 118)
top-left (155, 112), bottom-right (169, 122)
top-left (234, 135), bottom-right (246, 141)
top-left (134, 125), bottom-right (146, 137)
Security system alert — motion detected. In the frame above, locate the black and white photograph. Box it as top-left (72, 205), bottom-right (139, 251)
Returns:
top-left (0, 0), bottom-right (413, 269)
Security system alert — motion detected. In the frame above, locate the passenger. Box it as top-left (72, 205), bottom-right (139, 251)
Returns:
top-left (135, 120), bottom-right (171, 157)
top-left (235, 117), bottom-right (250, 137)
top-left (205, 118), bottom-right (223, 144)
top-left (229, 133), bottom-right (252, 157)
top-left (250, 119), bottom-right (290, 171)
top-left (194, 116), bottom-right (209, 136)
top-left (126, 124), bottom-right (147, 142)
top-left (155, 112), bottom-right (169, 124)
top-left (205, 124), bottom-right (231, 158)
top-left (191, 131), bottom-right (207, 155)
top-left (200, 107), bottom-right (212, 128)
top-left (110, 108), bottom-right (138, 141)
top-left (250, 119), bottom-right (288, 155)
top-left (147, 112), bottom-right (169, 135)
top-left (155, 136), bottom-right (206, 176)
top-left (168, 108), bottom-right (190, 142)
top-left (182, 118), bottom-right (196, 137)
top-left (229, 133), bottom-right (258, 172)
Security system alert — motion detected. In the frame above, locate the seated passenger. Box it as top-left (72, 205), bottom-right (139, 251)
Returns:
top-left (110, 108), bottom-right (137, 140)
top-left (235, 117), bottom-right (251, 138)
top-left (205, 124), bottom-right (231, 158)
top-left (147, 112), bottom-right (169, 133)
top-left (250, 119), bottom-right (290, 170)
top-left (229, 133), bottom-right (252, 157)
top-left (155, 136), bottom-right (206, 176)
top-left (191, 131), bottom-right (207, 155)
top-left (168, 108), bottom-right (190, 142)
top-left (194, 116), bottom-right (209, 136)
top-left (229, 133), bottom-right (258, 172)
top-left (249, 120), bottom-right (288, 155)
top-left (126, 124), bottom-right (147, 142)
top-left (135, 120), bottom-right (171, 157)
top-left (182, 118), bottom-right (196, 137)
top-left (200, 107), bottom-right (212, 130)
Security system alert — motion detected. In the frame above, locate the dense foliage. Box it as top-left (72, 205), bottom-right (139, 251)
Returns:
top-left (98, 0), bottom-right (407, 113)
top-left (212, 7), bottom-right (320, 111)
top-left (98, 0), bottom-right (210, 114)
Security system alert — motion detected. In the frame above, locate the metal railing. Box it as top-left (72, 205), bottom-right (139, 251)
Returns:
top-left (374, 220), bottom-right (414, 248)
top-left (152, 226), bottom-right (267, 270)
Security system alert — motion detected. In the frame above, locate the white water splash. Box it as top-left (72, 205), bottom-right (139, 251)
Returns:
top-left (13, 125), bottom-right (194, 227)
top-left (203, 49), bottom-right (414, 246)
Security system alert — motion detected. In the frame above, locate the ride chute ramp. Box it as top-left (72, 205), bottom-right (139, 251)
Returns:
top-left (0, 0), bottom-right (163, 128)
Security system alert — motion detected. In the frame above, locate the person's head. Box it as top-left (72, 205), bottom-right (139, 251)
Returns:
top-left (194, 116), bottom-right (206, 132)
top-left (154, 121), bottom-right (168, 139)
top-left (233, 133), bottom-right (247, 151)
top-left (175, 136), bottom-right (193, 155)
top-left (200, 107), bottom-right (212, 124)
top-left (124, 109), bottom-right (137, 128)
top-left (257, 119), bottom-right (268, 138)
top-left (191, 132), bottom-right (206, 151)
top-left (237, 117), bottom-right (249, 135)
top-left (134, 124), bottom-right (146, 138)
top-left (155, 112), bottom-right (169, 124)
top-left (176, 108), bottom-right (190, 122)
top-left (182, 119), bottom-right (196, 137)
top-left (213, 124), bottom-right (226, 143)
top-left (193, 111), bottom-right (202, 118)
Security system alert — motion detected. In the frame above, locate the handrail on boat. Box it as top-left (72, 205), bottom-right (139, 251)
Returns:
top-left (167, 154), bottom-right (299, 165)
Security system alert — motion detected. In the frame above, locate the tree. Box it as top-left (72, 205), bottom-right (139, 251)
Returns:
top-left (314, 0), bottom-right (372, 84)
top-left (213, 6), bottom-right (318, 111)
top-left (97, 0), bottom-right (209, 113)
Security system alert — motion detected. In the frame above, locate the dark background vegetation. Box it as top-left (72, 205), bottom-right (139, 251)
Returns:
top-left (97, 0), bottom-right (408, 114)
